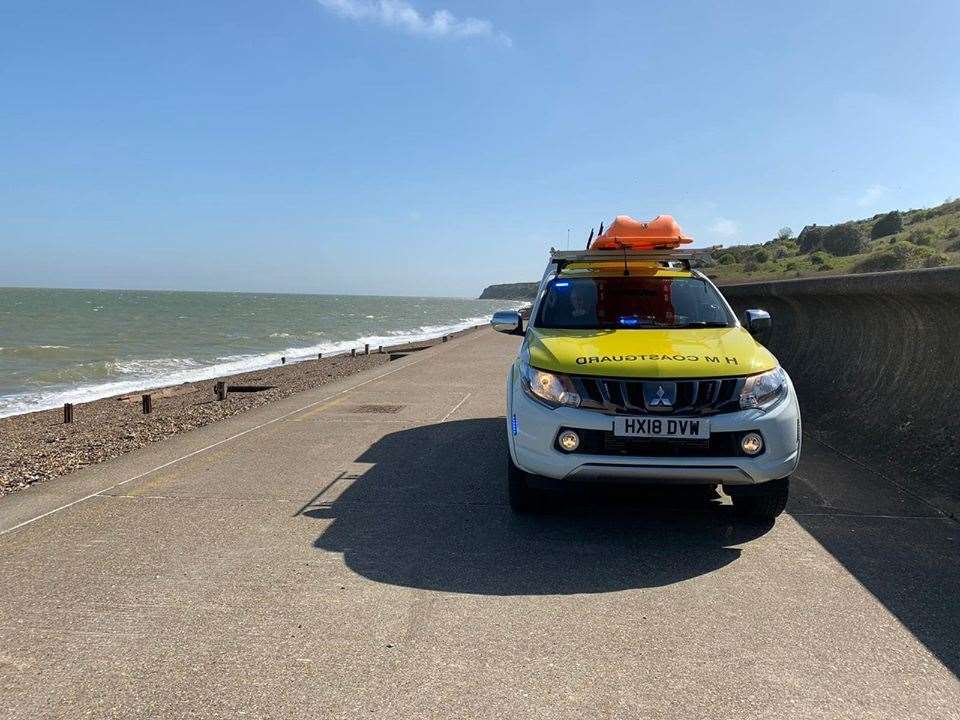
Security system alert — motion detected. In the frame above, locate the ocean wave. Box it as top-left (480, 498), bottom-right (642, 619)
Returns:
top-left (109, 357), bottom-right (201, 375)
top-left (0, 310), bottom-right (520, 419)
top-left (0, 345), bottom-right (72, 355)
top-left (25, 361), bottom-right (119, 385)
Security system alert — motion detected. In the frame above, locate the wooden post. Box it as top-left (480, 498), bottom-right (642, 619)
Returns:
top-left (378, 345), bottom-right (383, 354)
top-left (63, 403), bottom-right (74, 424)
top-left (215, 381), bottom-right (227, 401)
top-left (364, 343), bottom-right (369, 355)
top-left (442, 335), bottom-right (448, 343)
top-left (142, 394), bottom-right (152, 414)
top-left (281, 356), bottom-right (286, 365)
top-left (351, 348), bottom-right (356, 357)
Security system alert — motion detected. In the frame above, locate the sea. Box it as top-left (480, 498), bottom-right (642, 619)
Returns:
top-left (0, 288), bottom-right (524, 418)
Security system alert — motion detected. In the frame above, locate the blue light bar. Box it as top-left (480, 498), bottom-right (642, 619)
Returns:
top-left (554, 281), bottom-right (570, 288)
top-left (618, 316), bottom-right (640, 326)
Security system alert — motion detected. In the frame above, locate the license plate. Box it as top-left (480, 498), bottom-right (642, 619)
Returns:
top-left (613, 416), bottom-right (710, 439)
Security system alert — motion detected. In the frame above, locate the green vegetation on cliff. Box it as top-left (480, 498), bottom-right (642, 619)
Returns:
top-left (702, 197), bottom-right (960, 283)
top-left (479, 198), bottom-right (960, 296)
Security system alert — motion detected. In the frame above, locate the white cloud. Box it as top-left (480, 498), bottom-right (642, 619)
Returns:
top-left (316, 0), bottom-right (511, 45)
top-left (857, 184), bottom-right (888, 207)
top-left (709, 218), bottom-right (739, 238)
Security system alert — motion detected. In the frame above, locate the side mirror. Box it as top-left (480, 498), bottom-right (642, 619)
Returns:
top-left (742, 308), bottom-right (771, 340)
top-left (491, 310), bottom-right (524, 336)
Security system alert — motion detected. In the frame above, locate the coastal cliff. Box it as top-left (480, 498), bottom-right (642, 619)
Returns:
top-left (478, 282), bottom-right (539, 301)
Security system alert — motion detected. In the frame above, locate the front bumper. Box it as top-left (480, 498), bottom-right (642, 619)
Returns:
top-left (506, 366), bottom-right (801, 486)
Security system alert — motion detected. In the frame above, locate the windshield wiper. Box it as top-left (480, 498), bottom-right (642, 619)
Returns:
top-left (672, 321), bottom-right (730, 328)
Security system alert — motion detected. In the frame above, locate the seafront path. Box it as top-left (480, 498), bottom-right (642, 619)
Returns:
top-left (1, 328), bottom-right (958, 718)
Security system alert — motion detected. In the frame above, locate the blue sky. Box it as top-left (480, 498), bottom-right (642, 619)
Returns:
top-left (2, 0), bottom-right (958, 297)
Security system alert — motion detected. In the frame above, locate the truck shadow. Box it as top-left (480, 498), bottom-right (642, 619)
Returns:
top-left (304, 417), bottom-right (771, 596)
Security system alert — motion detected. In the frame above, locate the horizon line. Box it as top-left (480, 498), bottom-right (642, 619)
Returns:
top-left (0, 284), bottom-right (479, 300)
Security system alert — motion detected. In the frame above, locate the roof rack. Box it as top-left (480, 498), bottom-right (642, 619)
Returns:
top-left (548, 246), bottom-right (721, 272)
top-left (550, 246), bottom-right (720, 262)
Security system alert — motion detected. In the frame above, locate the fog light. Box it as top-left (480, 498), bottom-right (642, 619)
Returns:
top-left (741, 432), bottom-right (764, 456)
top-left (558, 430), bottom-right (580, 452)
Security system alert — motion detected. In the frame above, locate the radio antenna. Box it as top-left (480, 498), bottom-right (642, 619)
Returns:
top-left (614, 240), bottom-right (630, 276)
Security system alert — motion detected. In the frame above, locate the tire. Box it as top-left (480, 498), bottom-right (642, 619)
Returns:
top-left (507, 450), bottom-right (538, 513)
top-left (728, 477), bottom-right (790, 520)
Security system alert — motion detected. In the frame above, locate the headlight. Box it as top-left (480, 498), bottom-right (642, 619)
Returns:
top-left (740, 367), bottom-right (787, 411)
top-left (519, 360), bottom-right (580, 408)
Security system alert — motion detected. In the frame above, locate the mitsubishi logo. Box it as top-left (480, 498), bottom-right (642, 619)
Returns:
top-left (643, 381), bottom-right (677, 409)
top-left (651, 385), bottom-right (672, 406)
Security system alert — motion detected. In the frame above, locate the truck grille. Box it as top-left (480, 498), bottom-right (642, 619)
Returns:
top-left (571, 376), bottom-right (745, 416)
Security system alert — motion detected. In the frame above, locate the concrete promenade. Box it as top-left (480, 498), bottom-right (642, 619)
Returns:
top-left (1, 329), bottom-right (958, 719)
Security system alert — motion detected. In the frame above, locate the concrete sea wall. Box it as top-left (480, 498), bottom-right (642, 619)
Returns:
top-left (721, 267), bottom-right (960, 517)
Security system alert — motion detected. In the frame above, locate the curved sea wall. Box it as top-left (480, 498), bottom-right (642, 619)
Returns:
top-left (721, 267), bottom-right (960, 517)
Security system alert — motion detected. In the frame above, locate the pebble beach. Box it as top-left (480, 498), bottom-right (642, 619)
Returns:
top-left (0, 350), bottom-right (390, 495)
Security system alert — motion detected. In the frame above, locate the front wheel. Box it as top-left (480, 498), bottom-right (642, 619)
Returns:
top-left (727, 477), bottom-right (790, 521)
top-left (507, 450), bottom-right (538, 513)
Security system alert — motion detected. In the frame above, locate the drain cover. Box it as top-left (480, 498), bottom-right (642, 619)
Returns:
top-left (350, 404), bottom-right (403, 414)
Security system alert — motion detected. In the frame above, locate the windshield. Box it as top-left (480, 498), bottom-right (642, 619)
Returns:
top-left (535, 276), bottom-right (733, 330)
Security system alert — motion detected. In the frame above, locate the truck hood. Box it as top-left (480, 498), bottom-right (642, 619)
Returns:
top-left (526, 327), bottom-right (778, 378)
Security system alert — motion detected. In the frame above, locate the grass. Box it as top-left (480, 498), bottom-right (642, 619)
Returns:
top-left (701, 197), bottom-right (960, 284)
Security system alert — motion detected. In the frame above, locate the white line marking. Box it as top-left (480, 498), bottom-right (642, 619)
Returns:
top-left (0, 338), bottom-right (484, 537)
top-left (789, 512), bottom-right (946, 520)
top-left (440, 392), bottom-right (472, 423)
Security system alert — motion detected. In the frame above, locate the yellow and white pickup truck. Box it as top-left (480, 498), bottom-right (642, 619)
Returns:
top-left (491, 247), bottom-right (801, 520)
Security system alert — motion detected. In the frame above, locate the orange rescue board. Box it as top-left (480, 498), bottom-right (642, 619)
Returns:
top-left (591, 214), bottom-right (693, 250)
